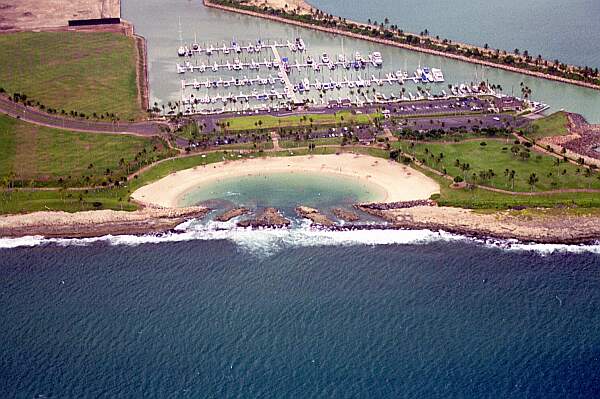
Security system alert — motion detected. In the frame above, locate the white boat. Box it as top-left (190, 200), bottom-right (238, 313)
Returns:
top-left (306, 55), bottom-right (314, 65)
top-left (176, 63), bottom-right (186, 74)
top-left (177, 46), bottom-right (186, 57)
top-left (296, 37), bottom-right (306, 52)
top-left (431, 68), bottom-right (445, 82)
top-left (423, 67), bottom-right (434, 83)
top-left (321, 53), bottom-right (330, 64)
top-left (371, 51), bottom-right (383, 67)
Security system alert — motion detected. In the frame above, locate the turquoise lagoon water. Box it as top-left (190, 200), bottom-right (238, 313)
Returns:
top-left (122, 0), bottom-right (600, 122)
top-left (179, 171), bottom-right (386, 210)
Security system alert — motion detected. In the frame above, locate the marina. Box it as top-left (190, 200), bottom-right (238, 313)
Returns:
top-left (123, 0), bottom-right (600, 122)
top-left (174, 36), bottom-right (459, 114)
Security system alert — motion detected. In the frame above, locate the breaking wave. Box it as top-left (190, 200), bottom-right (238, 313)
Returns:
top-left (1, 218), bottom-right (599, 256)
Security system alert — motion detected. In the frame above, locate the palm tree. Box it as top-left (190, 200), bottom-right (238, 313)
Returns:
top-left (509, 170), bottom-right (516, 190)
top-left (528, 173), bottom-right (539, 192)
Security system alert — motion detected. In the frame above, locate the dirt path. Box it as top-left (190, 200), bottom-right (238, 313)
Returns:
top-left (271, 131), bottom-right (282, 150)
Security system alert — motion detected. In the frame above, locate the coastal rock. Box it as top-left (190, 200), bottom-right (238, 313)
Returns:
top-left (0, 206), bottom-right (209, 239)
top-left (357, 199), bottom-right (436, 211)
top-left (215, 207), bottom-right (250, 222)
top-left (237, 208), bottom-right (290, 228)
top-left (359, 206), bottom-right (600, 245)
top-left (331, 208), bottom-right (360, 222)
top-left (295, 206), bottom-right (335, 226)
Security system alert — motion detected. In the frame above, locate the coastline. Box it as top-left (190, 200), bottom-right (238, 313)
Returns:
top-left (0, 206), bottom-right (208, 239)
top-left (131, 154), bottom-right (440, 208)
top-left (355, 206), bottom-right (600, 245)
top-left (203, 0), bottom-right (600, 91)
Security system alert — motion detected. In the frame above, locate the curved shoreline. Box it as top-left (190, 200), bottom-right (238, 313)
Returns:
top-left (131, 153), bottom-right (440, 208)
top-left (203, 0), bottom-right (600, 91)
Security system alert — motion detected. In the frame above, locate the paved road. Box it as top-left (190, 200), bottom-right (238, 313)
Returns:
top-left (0, 96), bottom-right (165, 136)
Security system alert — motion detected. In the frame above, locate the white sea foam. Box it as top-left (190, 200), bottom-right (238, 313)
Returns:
top-left (1, 220), bottom-right (599, 256)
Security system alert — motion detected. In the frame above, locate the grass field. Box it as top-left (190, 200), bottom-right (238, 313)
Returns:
top-left (395, 139), bottom-right (600, 192)
top-left (424, 169), bottom-right (600, 209)
top-left (223, 112), bottom-right (380, 131)
top-left (280, 137), bottom-right (343, 148)
top-left (3, 138), bottom-right (600, 213)
top-left (0, 115), bottom-right (173, 187)
top-left (0, 31), bottom-right (142, 121)
top-left (522, 112), bottom-right (569, 139)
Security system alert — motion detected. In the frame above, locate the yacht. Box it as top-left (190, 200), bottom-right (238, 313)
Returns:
top-left (431, 68), bottom-right (445, 82)
top-left (371, 51), bottom-right (383, 67)
top-left (176, 63), bottom-right (186, 74)
top-left (177, 46), bottom-right (186, 57)
top-left (321, 53), bottom-right (330, 64)
top-left (296, 37), bottom-right (306, 52)
top-left (306, 55), bottom-right (314, 65)
top-left (423, 67), bottom-right (434, 83)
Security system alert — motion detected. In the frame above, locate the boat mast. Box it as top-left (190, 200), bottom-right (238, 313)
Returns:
top-left (178, 16), bottom-right (183, 46)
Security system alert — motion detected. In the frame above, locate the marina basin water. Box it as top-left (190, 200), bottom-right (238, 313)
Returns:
top-left (122, 0), bottom-right (600, 122)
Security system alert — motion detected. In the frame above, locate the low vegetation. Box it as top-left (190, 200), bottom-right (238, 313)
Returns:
top-left (0, 31), bottom-right (142, 121)
top-left (395, 139), bottom-right (600, 192)
top-left (222, 112), bottom-right (380, 131)
top-left (521, 111), bottom-right (569, 139)
top-left (0, 115), bottom-right (175, 189)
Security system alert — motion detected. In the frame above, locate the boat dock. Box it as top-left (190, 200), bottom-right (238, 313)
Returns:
top-left (270, 45), bottom-right (300, 104)
top-left (178, 38), bottom-right (307, 57)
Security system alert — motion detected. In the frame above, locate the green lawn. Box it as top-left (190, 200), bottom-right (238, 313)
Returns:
top-left (522, 112), bottom-right (569, 139)
top-left (280, 137), bottom-right (342, 148)
top-left (223, 112), bottom-right (380, 131)
top-left (424, 170), bottom-right (600, 209)
top-left (0, 31), bottom-right (142, 121)
top-left (0, 114), bottom-right (174, 187)
top-left (395, 139), bottom-right (600, 192)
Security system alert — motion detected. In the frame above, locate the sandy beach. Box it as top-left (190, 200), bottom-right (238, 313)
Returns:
top-left (131, 154), bottom-right (440, 208)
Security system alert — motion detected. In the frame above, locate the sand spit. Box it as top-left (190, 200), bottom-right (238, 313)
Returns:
top-left (0, 207), bottom-right (208, 238)
top-left (131, 154), bottom-right (440, 208)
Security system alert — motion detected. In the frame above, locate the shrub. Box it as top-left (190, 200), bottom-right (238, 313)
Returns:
top-left (454, 176), bottom-right (464, 183)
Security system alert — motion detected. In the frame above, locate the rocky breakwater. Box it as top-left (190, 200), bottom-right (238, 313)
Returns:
top-left (295, 206), bottom-right (335, 226)
top-left (357, 199), bottom-right (436, 211)
top-left (237, 208), bottom-right (291, 228)
top-left (215, 207), bottom-right (250, 222)
top-left (332, 208), bottom-right (360, 222)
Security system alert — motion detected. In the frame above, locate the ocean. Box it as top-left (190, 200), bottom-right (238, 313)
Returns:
top-left (1, 231), bottom-right (600, 398)
top-left (2, 0), bottom-right (600, 396)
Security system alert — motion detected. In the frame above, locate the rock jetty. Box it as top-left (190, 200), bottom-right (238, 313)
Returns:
top-left (215, 207), bottom-right (250, 222)
top-left (237, 208), bottom-right (291, 228)
top-left (295, 206), bottom-right (335, 226)
top-left (331, 208), bottom-right (360, 222)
